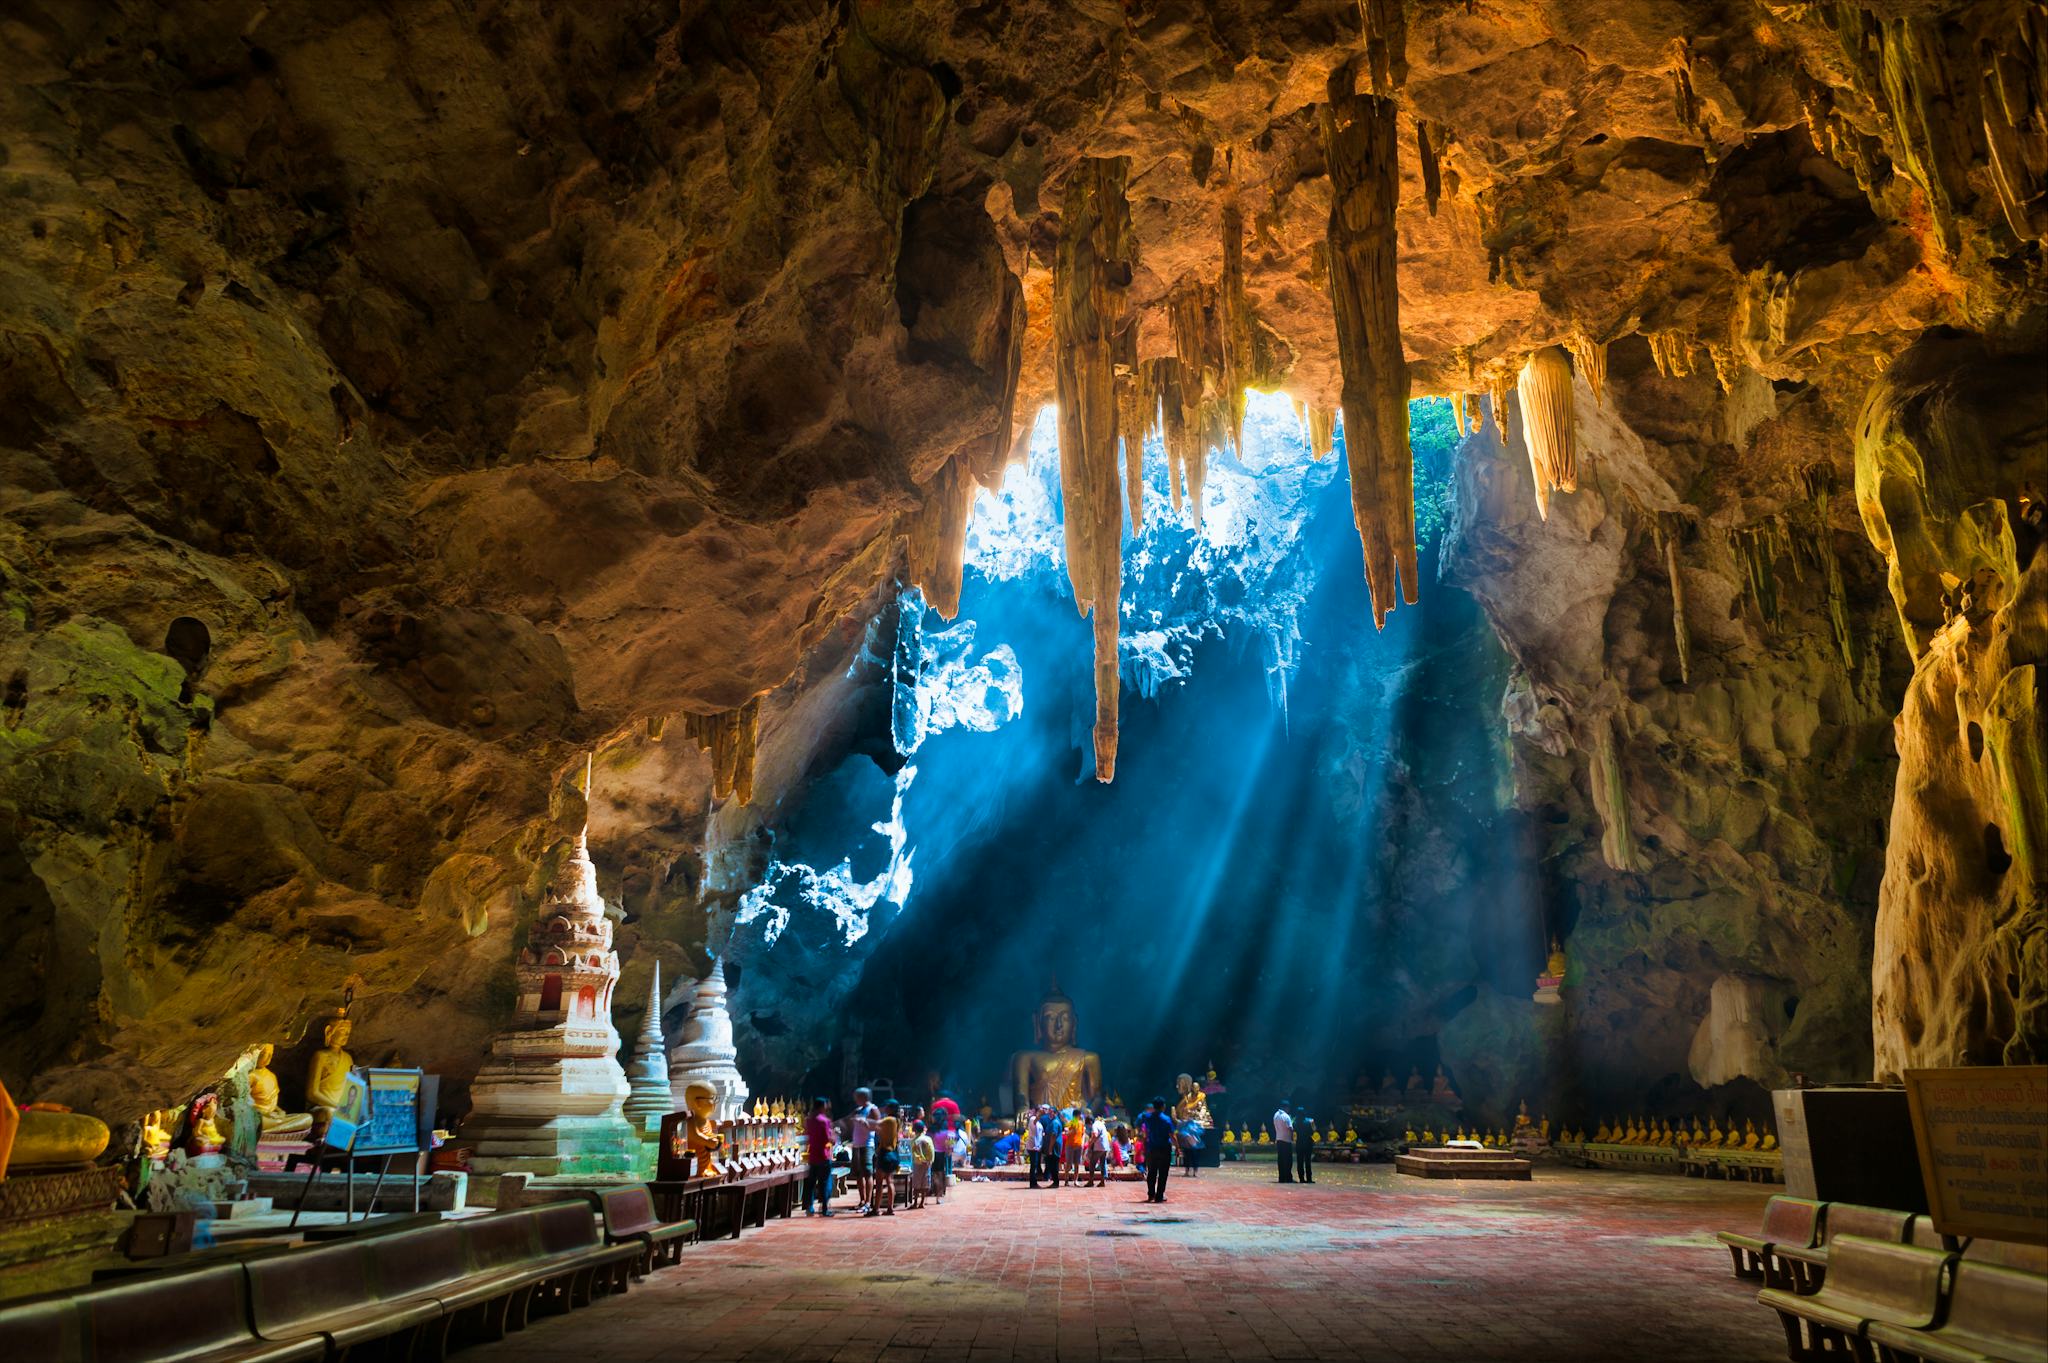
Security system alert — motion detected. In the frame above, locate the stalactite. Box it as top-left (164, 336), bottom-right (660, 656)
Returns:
top-left (684, 698), bottom-right (760, 805)
top-left (1416, 120), bottom-right (1442, 217)
top-left (1306, 405), bottom-right (1336, 461)
top-left (1732, 519), bottom-right (1790, 630)
top-left (1566, 331), bottom-right (1608, 408)
top-left (1590, 710), bottom-right (1643, 873)
top-left (1451, 391), bottom-right (1468, 439)
top-left (1053, 156), bottom-right (1138, 782)
top-left (1166, 284), bottom-right (1215, 528)
top-left (1672, 39), bottom-right (1702, 137)
top-left (1488, 372), bottom-right (1514, 447)
top-left (1356, 0), bottom-right (1408, 96)
top-left (1647, 329), bottom-right (1698, 378)
top-left (1981, 15), bottom-right (2048, 243)
top-left (1516, 346), bottom-right (1578, 520)
top-left (1320, 83), bottom-right (1415, 628)
top-left (905, 455), bottom-right (978, 619)
top-left (1874, 14), bottom-right (1967, 256)
top-left (1802, 464), bottom-right (1856, 670)
top-left (1653, 515), bottom-right (1692, 685)
top-left (1220, 197), bottom-right (1253, 459)
top-left (1153, 358), bottom-right (1191, 516)
top-left (1114, 324), bottom-right (1151, 533)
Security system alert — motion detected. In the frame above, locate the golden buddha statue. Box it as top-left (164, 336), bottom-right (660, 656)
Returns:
top-left (1513, 1100), bottom-right (1533, 1134)
top-left (1544, 937), bottom-right (1568, 978)
top-left (141, 1108), bottom-right (175, 1162)
top-left (1593, 1120), bottom-right (1611, 1143)
top-left (1404, 1127), bottom-right (1417, 1144)
top-left (1421, 1126), bottom-right (1436, 1145)
top-left (1742, 1119), bottom-right (1760, 1150)
top-left (1173, 1073), bottom-right (1212, 1127)
top-left (1761, 1128), bottom-right (1778, 1152)
top-left (247, 1044), bottom-right (313, 1139)
top-left (1222, 1126), bottom-right (1236, 1145)
top-left (1257, 1125), bottom-right (1271, 1145)
top-left (185, 1094), bottom-right (226, 1157)
top-left (306, 1009), bottom-right (357, 1123)
top-left (682, 1082), bottom-right (725, 1178)
top-left (1343, 1124), bottom-right (1358, 1143)
top-left (5, 1099), bottom-right (111, 1171)
top-left (1008, 984), bottom-right (1101, 1113)
top-left (1691, 1118), bottom-right (1706, 1145)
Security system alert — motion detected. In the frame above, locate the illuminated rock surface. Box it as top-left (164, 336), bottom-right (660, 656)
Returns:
top-left (0, 1), bottom-right (2040, 1122)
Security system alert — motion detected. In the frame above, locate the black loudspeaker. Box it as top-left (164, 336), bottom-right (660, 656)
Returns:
top-left (1775, 1087), bottom-right (1929, 1212)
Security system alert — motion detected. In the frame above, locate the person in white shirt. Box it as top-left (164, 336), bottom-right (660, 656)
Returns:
top-left (1025, 1103), bottom-right (1048, 1188)
top-left (1273, 1102), bottom-right (1297, 1184)
top-left (849, 1087), bottom-right (879, 1211)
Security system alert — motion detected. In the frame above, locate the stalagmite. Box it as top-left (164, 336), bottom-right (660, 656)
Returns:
top-left (683, 698), bottom-right (760, 805)
top-left (1653, 515), bottom-right (1693, 685)
top-left (1567, 332), bottom-right (1608, 408)
top-left (1052, 156), bottom-right (1138, 782)
top-left (1306, 405), bottom-right (1337, 462)
top-left (1320, 83), bottom-right (1416, 627)
top-left (1516, 346), bottom-right (1578, 520)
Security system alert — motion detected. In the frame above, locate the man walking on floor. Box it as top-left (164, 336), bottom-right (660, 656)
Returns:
top-left (1037, 1104), bottom-right (1064, 1188)
top-left (803, 1096), bottom-right (835, 1216)
top-left (1026, 1102), bottom-right (1046, 1187)
top-left (1273, 1100), bottom-right (1296, 1184)
top-left (1139, 1098), bottom-right (1177, 1204)
top-left (849, 1086), bottom-right (879, 1211)
top-left (1295, 1105), bottom-right (1315, 1184)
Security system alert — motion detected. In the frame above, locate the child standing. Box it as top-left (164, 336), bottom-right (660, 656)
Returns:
top-left (909, 1120), bottom-right (934, 1209)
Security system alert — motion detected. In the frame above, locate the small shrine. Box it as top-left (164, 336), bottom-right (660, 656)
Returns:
top-left (667, 957), bottom-right (750, 1120)
top-left (621, 962), bottom-right (675, 1141)
top-left (1534, 937), bottom-right (1568, 1006)
top-left (464, 774), bottom-right (636, 1176)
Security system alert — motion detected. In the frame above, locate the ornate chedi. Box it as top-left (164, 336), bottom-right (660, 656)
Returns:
top-left (621, 963), bottom-right (674, 1139)
top-left (465, 813), bottom-right (635, 1175)
top-left (666, 958), bottom-right (750, 1122)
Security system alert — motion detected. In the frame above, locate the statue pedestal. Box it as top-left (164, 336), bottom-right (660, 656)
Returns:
top-left (465, 1114), bottom-right (641, 1178)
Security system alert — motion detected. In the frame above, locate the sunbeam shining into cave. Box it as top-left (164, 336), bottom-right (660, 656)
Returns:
top-left (731, 394), bottom-right (1532, 1112)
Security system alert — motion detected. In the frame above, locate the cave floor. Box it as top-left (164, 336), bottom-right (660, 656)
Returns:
top-left (470, 1162), bottom-right (1785, 1362)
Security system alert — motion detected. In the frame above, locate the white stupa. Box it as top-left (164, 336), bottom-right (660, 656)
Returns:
top-left (667, 958), bottom-right (750, 1121)
top-left (620, 961), bottom-right (675, 1138)
top-left (465, 762), bottom-right (636, 1175)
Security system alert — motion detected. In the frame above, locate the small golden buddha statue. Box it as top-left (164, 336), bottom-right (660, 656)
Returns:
top-left (683, 1082), bottom-right (724, 1178)
top-left (1404, 1127), bottom-right (1418, 1144)
top-left (1421, 1127), bottom-right (1436, 1144)
top-left (1742, 1119), bottom-right (1760, 1150)
top-left (1593, 1120), bottom-right (1611, 1143)
top-left (185, 1094), bottom-right (226, 1157)
top-left (247, 1044), bottom-right (313, 1139)
top-left (1173, 1073), bottom-right (1212, 1127)
top-left (1761, 1128), bottom-right (1778, 1152)
top-left (1222, 1126), bottom-right (1236, 1145)
top-left (141, 1108), bottom-right (175, 1161)
top-left (1544, 937), bottom-right (1568, 978)
top-left (1257, 1125), bottom-right (1271, 1145)
top-left (1344, 1124), bottom-right (1358, 1143)
top-left (305, 1010), bottom-right (357, 1123)
top-left (1513, 1100), bottom-right (1533, 1133)
top-left (1691, 1118), bottom-right (1706, 1144)
top-left (1009, 983), bottom-right (1102, 1112)
top-left (1539, 1116), bottom-right (1551, 1140)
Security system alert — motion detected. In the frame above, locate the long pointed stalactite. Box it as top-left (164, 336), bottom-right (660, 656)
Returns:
top-left (1321, 83), bottom-right (1415, 627)
top-left (683, 698), bottom-right (761, 806)
top-left (1053, 156), bottom-right (1138, 782)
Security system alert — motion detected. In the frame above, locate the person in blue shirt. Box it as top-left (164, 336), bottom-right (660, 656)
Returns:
top-left (1138, 1097), bottom-right (1177, 1203)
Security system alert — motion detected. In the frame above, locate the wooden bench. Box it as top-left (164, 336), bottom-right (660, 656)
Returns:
top-left (84, 1262), bottom-right (327, 1363)
top-left (593, 1185), bottom-right (697, 1275)
top-left (1866, 1258), bottom-right (2048, 1363)
top-left (245, 1238), bottom-right (443, 1357)
top-left (1757, 1233), bottom-right (1954, 1361)
top-left (1720, 1196), bottom-right (1825, 1281)
top-left (1773, 1204), bottom-right (1918, 1294)
top-left (299, 1209), bottom-right (445, 1242)
top-left (0, 1289), bottom-right (85, 1361)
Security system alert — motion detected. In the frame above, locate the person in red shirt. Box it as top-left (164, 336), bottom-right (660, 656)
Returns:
top-left (803, 1097), bottom-right (836, 1217)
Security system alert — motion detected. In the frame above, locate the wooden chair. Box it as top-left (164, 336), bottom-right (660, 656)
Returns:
top-left (1721, 1197), bottom-right (1825, 1281)
top-left (1773, 1205), bottom-right (1919, 1294)
top-left (596, 1185), bottom-right (697, 1276)
top-left (1867, 1259), bottom-right (2048, 1363)
top-left (1757, 1234), bottom-right (1954, 1362)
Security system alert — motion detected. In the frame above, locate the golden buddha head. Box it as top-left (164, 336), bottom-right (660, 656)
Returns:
top-left (323, 1016), bottom-right (353, 1050)
top-left (1034, 986), bottom-right (1077, 1051)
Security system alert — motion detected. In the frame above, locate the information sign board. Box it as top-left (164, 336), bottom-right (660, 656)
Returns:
top-left (1903, 1066), bottom-right (2048, 1245)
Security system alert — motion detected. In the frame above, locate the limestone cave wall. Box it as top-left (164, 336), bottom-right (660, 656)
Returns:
top-left (0, 0), bottom-right (2041, 1124)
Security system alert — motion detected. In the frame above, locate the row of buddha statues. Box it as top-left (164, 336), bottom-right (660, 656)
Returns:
top-left (1562, 1116), bottom-right (1779, 1151)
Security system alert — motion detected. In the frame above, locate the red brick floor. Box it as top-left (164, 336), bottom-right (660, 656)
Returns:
top-left (472, 1163), bottom-right (1787, 1362)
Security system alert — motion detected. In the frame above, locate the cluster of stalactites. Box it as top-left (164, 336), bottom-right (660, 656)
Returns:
top-left (1516, 346), bottom-right (1578, 521)
top-left (682, 698), bottom-right (761, 805)
top-left (1291, 398), bottom-right (1338, 462)
top-left (1355, 0), bottom-right (1408, 96)
top-left (1053, 156), bottom-right (1139, 783)
top-left (1320, 82), bottom-right (1416, 629)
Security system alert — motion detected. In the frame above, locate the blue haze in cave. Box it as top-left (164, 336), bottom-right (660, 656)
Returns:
top-left (736, 395), bottom-right (1540, 1119)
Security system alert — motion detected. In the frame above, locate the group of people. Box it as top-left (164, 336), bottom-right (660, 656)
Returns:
top-left (802, 1087), bottom-right (971, 1218)
top-left (1271, 1100), bottom-right (1317, 1184)
top-left (1014, 1098), bottom-right (1190, 1204)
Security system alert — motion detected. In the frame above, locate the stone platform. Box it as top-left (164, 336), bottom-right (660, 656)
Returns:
top-left (1394, 1145), bottom-right (1533, 1181)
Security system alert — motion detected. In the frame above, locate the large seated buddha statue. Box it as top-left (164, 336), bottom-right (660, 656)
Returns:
top-left (1008, 984), bottom-right (1101, 1113)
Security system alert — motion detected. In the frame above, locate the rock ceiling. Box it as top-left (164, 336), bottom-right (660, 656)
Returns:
top-left (0, 0), bottom-right (2041, 1118)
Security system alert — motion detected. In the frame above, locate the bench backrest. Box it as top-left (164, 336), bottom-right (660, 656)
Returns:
top-left (1817, 1235), bottom-right (1953, 1329)
top-left (246, 1241), bottom-right (373, 1337)
top-left (1940, 1260), bottom-right (2048, 1350)
top-left (85, 1264), bottom-right (253, 1363)
top-left (600, 1186), bottom-right (659, 1237)
top-left (1759, 1196), bottom-right (1822, 1248)
top-left (368, 1222), bottom-right (469, 1297)
top-left (464, 1209), bottom-right (542, 1272)
top-left (0, 1292), bottom-right (82, 1360)
top-left (1820, 1203), bottom-right (1915, 1246)
top-left (1961, 1236), bottom-right (2048, 1275)
top-left (532, 1200), bottom-right (599, 1255)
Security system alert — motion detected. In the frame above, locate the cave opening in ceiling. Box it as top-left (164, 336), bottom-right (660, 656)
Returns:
top-left (729, 392), bottom-right (1543, 1115)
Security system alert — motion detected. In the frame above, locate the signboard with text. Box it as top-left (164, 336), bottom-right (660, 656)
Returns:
top-left (1903, 1066), bottom-right (2048, 1245)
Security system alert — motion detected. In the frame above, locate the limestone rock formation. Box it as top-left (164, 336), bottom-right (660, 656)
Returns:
top-left (0, 0), bottom-right (2041, 1113)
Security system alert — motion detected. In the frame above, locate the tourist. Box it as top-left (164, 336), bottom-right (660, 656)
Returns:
top-left (1062, 1105), bottom-right (1086, 1183)
top-left (850, 1086), bottom-right (879, 1212)
top-left (1109, 1124), bottom-right (1131, 1171)
top-left (1177, 1115), bottom-right (1204, 1177)
top-left (991, 1122), bottom-right (1019, 1168)
top-left (1273, 1101), bottom-right (1296, 1183)
top-left (931, 1090), bottom-right (962, 1135)
top-left (1085, 1109), bottom-right (1109, 1187)
top-left (804, 1096), bottom-right (835, 1217)
top-left (1138, 1098), bottom-right (1176, 1203)
top-left (868, 1101), bottom-right (901, 1216)
top-left (909, 1120), bottom-right (933, 1209)
top-left (1295, 1106), bottom-right (1316, 1184)
top-left (1025, 1104), bottom-right (1046, 1186)
top-left (947, 1122), bottom-right (971, 1194)
top-left (930, 1098), bottom-right (957, 1198)
top-left (1036, 1104), bottom-right (1064, 1188)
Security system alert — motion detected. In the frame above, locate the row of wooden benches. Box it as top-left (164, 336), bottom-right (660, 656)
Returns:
top-left (1716, 1196), bottom-right (2047, 1363)
top-left (0, 1185), bottom-right (701, 1363)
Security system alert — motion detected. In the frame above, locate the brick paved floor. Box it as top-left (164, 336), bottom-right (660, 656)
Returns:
top-left (472, 1163), bottom-right (1786, 1362)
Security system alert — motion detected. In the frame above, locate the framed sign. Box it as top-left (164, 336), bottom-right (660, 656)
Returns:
top-left (1903, 1066), bottom-right (2048, 1245)
top-left (355, 1069), bottom-right (427, 1156)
